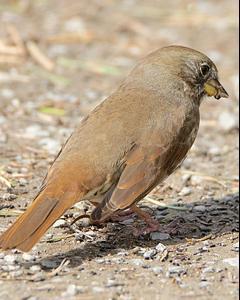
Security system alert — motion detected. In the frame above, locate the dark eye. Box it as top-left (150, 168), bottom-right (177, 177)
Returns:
top-left (200, 64), bottom-right (210, 76)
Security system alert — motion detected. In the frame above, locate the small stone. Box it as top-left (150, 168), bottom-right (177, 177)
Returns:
top-left (129, 259), bottom-right (145, 267)
top-left (53, 219), bottom-right (66, 228)
top-left (95, 258), bottom-right (107, 264)
top-left (39, 138), bottom-right (60, 154)
top-left (4, 255), bottom-right (17, 264)
top-left (2, 265), bottom-right (20, 272)
top-left (106, 279), bottom-right (122, 288)
top-left (22, 253), bottom-right (36, 261)
top-left (152, 266), bottom-right (163, 274)
top-left (40, 260), bottom-right (58, 269)
top-left (232, 242), bottom-right (239, 252)
top-left (155, 243), bottom-right (167, 253)
top-left (179, 187), bottom-right (192, 196)
top-left (191, 175), bottom-right (204, 185)
top-left (209, 147), bottom-right (221, 156)
top-left (223, 257), bottom-right (239, 268)
top-left (150, 232), bottom-right (170, 241)
top-left (2, 193), bottom-right (17, 201)
top-left (10, 269), bottom-right (23, 278)
top-left (199, 281), bottom-right (211, 289)
top-left (30, 265), bottom-right (42, 272)
top-left (181, 174), bottom-right (191, 184)
top-left (92, 286), bottom-right (105, 293)
top-left (143, 249), bottom-right (157, 260)
top-left (193, 205), bottom-right (206, 213)
top-left (62, 284), bottom-right (79, 297)
top-left (202, 267), bottom-right (215, 273)
top-left (168, 266), bottom-right (186, 276)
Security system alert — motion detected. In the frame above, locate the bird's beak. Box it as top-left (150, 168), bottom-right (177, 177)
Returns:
top-left (204, 79), bottom-right (229, 100)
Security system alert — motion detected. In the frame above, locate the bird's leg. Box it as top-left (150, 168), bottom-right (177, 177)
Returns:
top-left (130, 205), bottom-right (160, 236)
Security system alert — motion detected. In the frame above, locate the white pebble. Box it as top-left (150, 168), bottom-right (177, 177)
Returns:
top-left (4, 255), bottom-right (17, 264)
top-left (223, 257), bottom-right (239, 268)
top-left (179, 187), bottom-right (192, 196)
top-left (155, 243), bottom-right (167, 253)
top-left (22, 253), bottom-right (36, 261)
top-left (53, 219), bottom-right (66, 228)
top-left (193, 205), bottom-right (206, 213)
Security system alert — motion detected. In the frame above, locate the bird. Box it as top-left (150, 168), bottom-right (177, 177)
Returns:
top-left (0, 45), bottom-right (228, 252)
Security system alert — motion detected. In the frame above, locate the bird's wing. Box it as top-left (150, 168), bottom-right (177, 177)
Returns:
top-left (90, 144), bottom-right (163, 222)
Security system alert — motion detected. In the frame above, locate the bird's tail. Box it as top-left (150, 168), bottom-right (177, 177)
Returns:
top-left (0, 185), bottom-right (83, 252)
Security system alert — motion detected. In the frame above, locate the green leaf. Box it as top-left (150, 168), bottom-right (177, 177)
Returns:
top-left (38, 106), bottom-right (65, 116)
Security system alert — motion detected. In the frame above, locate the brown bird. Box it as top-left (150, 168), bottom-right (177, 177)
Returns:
top-left (0, 46), bottom-right (228, 252)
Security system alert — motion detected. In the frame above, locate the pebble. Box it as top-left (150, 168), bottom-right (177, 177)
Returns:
top-left (223, 257), bottom-right (239, 268)
top-left (4, 255), bottom-right (17, 264)
top-left (143, 249), bottom-right (157, 260)
top-left (232, 242), bottom-right (239, 252)
top-left (1, 265), bottom-right (20, 272)
top-left (202, 267), bottom-right (215, 273)
top-left (193, 205), bottom-right (206, 213)
top-left (22, 253), bottom-right (36, 261)
top-left (152, 266), bottom-right (163, 274)
top-left (155, 243), bottom-right (167, 253)
top-left (30, 265), bottom-right (42, 272)
top-left (92, 286), bottom-right (105, 293)
top-left (25, 125), bottom-right (49, 138)
top-left (191, 175), bottom-right (204, 185)
top-left (167, 266), bottom-right (186, 276)
top-left (40, 260), bottom-right (59, 269)
top-left (2, 193), bottom-right (17, 201)
top-left (129, 259), bottom-right (145, 267)
top-left (181, 174), bottom-right (191, 184)
top-left (62, 284), bottom-right (79, 297)
top-left (53, 219), bottom-right (66, 228)
top-left (39, 138), bottom-right (60, 154)
top-left (199, 281), bottom-right (211, 289)
top-left (150, 232), bottom-right (170, 241)
top-left (179, 187), bottom-right (192, 196)
top-left (10, 270), bottom-right (23, 278)
top-left (209, 147), bottom-right (221, 156)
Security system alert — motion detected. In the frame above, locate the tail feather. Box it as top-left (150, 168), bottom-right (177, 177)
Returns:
top-left (0, 188), bottom-right (83, 252)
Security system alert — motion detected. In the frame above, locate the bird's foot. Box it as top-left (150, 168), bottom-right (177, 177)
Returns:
top-left (110, 209), bottom-right (136, 222)
top-left (130, 205), bottom-right (160, 237)
top-left (133, 220), bottom-right (160, 237)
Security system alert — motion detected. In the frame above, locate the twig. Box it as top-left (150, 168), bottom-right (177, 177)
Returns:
top-left (0, 41), bottom-right (24, 56)
top-left (0, 54), bottom-right (23, 65)
top-left (0, 175), bottom-right (12, 188)
top-left (26, 41), bottom-right (55, 71)
top-left (144, 196), bottom-right (188, 211)
top-left (180, 170), bottom-right (227, 187)
top-left (6, 24), bottom-right (26, 55)
top-left (47, 258), bottom-right (70, 277)
top-left (186, 224), bottom-right (226, 244)
top-left (43, 233), bottom-right (75, 243)
top-left (0, 209), bottom-right (23, 217)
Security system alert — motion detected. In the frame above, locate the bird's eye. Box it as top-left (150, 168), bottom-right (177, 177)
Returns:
top-left (200, 64), bottom-right (210, 77)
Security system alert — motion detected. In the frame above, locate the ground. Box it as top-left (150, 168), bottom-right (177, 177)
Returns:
top-left (0, 1), bottom-right (239, 299)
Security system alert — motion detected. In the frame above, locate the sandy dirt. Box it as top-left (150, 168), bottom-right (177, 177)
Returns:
top-left (0, 1), bottom-right (239, 299)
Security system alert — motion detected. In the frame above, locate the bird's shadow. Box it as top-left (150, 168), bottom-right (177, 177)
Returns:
top-left (37, 192), bottom-right (239, 269)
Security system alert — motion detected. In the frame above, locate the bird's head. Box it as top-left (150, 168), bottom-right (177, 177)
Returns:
top-left (161, 46), bottom-right (229, 102)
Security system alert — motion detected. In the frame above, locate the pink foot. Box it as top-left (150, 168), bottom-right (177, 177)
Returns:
top-left (133, 220), bottom-right (160, 237)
